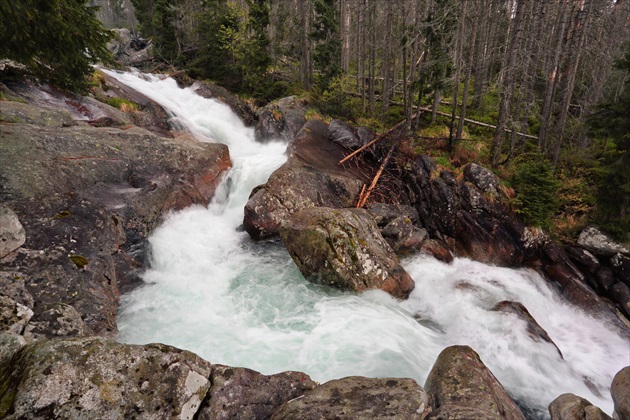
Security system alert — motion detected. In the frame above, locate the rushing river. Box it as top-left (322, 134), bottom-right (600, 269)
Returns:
top-left (105, 69), bottom-right (628, 418)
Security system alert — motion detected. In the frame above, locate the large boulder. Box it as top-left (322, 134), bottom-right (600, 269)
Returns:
top-left (198, 365), bottom-right (317, 420)
top-left (107, 28), bottom-right (152, 66)
top-left (192, 81), bottom-right (258, 127)
top-left (578, 226), bottom-right (629, 257)
top-left (0, 337), bottom-right (213, 419)
top-left (271, 376), bottom-right (431, 420)
top-left (424, 346), bottom-right (525, 419)
top-left (0, 87), bottom-right (231, 334)
top-left (244, 120), bottom-right (364, 239)
top-left (548, 393), bottom-right (611, 420)
top-left (254, 96), bottom-right (307, 142)
top-left (611, 367), bottom-right (630, 420)
top-left (280, 207), bottom-right (415, 299)
top-left (0, 295), bottom-right (33, 335)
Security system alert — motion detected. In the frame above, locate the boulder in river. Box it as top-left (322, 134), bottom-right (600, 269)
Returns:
top-left (424, 345), bottom-right (525, 419)
top-left (548, 393), bottom-right (611, 420)
top-left (254, 96), bottom-right (307, 142)
top-left (244, 120), bottom-right (364, 240)
top-left (271, 376), bottom-right (432, 420)
top-left (279, 207), bottom-right (415, 299)
top-left (611, 366), bottom-right (630, 420)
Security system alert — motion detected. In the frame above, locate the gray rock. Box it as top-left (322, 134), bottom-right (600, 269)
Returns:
top-left (424, 345), bottom-right (525, 420)
top-left (23, 303), bottom-right (93, 342)
top-left (0, 332), bottom-right (26, 368)
top-left (254, 96), bottom-right (307, 142)
top-left (365, 203), bottom-right (420, 227)
top-left (463, 163), bottom-right (501, 196)
top-left (549, 393), bottom-right (611, 420)
top-left (280, 207), bottom-right (415, 299)
top-left (0, 207), bottom-right (26, 258)
top-left (611, 366), bottom-right (630, 420)
top-left (565, 246), bottom-right (601, 273)
top-left (595, 267), bottom-right (616, 293)
top-left (611, 253), bottom-right (630, 287)
top-left (329, 119), bottom-right (361, 150)
top-left (578, 226), bottom-right (629, 257)
top-left (271, 376), bottom-right (431, 420)
top-left (255, 109), bottom-right (285, 142)
top-left (0, 337), bottom-right (212, 419)
top-left (0, 271), bottom-right (34, 308)
top-left (0, 295), bottom-right (33, 335)
top-left (198, 365), bottom-right (317, 420)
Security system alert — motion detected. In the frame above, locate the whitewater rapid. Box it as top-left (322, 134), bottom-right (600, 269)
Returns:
top-left (105, 70), bottom-right (629, 418)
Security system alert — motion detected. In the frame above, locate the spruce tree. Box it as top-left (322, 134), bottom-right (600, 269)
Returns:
top-left (0, 0), bottom-right (111, 92)
top-left (311, 0), bottom-right (341, 90)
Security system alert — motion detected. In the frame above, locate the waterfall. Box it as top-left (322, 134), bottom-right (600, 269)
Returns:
top-left (104, 69), bottom-right (628, 418)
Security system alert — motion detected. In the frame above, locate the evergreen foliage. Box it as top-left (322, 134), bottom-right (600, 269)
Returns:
top-left (588, 43), bottom-right (630, 240)
top-left (0, 0), bottom-right (112, 92)
top-left (311, 0), bottom-right (341, 90)
top-left (511, 157), bottom-right (560, 229)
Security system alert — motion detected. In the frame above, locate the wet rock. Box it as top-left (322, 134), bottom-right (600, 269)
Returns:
top-left (424, 345), bottom-right (525, 420)
top-left (492, 301), bottom-right (562, 357)
top-left (565, 246), bottom-right (601, 273)
top-left (610, 282), bottom-right (630, 318)
top-left (0, 337), bottom-right (213, 419)
top-left (416, 239), bottom-right (454, 263)
top-left (578, 226), bottom-right (629, 257)
top-left (23, 303), bottom-right (93, 341)
top-left (381, 218), bottom-right (428, 254)
top-left (0, 332), bottom-right (26, 367)
top-left (0, 271), bottom-right (33, 309)
top-left (0, 295), bottom-right (33, 334)
top-left (244, 120), bottom-right (364, 239)
top-left (271, 376), bottom-right (431, 420)
top-left (548, 393), bottom-right (611, 420)
top-left (0, 206), bottom-right (26, 258)
top-left (280, 207), bottom-right (415, 299)
top-left (366, 203), bottom-right (420, 227)
top-left (611, 367), bottom-right (630, 420)
top-left (198, 365), bottom-right (317, 420)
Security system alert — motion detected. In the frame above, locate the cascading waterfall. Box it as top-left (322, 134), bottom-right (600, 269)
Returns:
top-left (105, 69), bottom-right (628, 418)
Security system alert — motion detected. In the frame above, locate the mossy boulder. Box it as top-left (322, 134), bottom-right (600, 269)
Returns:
top-left (424, 345), bottom-right (525, 419)
top-left (271, 376), bottom-right (431, 419)
top-left (279, 207), bottom-right (415, 299)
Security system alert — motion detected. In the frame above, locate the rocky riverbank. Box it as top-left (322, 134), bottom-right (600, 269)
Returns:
top-left (1, 75), bottom-right (628, 418)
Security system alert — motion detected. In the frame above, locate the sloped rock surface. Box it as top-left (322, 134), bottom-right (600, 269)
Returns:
top-left (279, 207), bottom-right (414, 299)
top-left (424, 345), bottom-right (525, 419)
top-left (0, 337), bottom-right (213, 419)
top-left (271, 376), bottom-right (431, 420)
top-left (198, 365), bottom-right (317, 420)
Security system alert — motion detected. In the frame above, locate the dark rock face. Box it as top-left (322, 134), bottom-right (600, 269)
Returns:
top-left (0, 337), bottom-right (213, 419)
top-left (107, 28), bottom-right (152, 66)
top-left (198, 365), bottom-right (317, 420)
top-left (329, 119), bottom-right (362, 150)
top-left (611, 367), bottom-right (630, 420)
top-left (280, 207), bottom-right (415, 299)
top-left (244, 120), bottom-right (364, 239)
top-left (610, 283), bottom-right (630, 318)
top-left (492, 301), bottom-right (563, 357)
top-left (271, 376), bottom-right (432, 420)
top-left (0, 87), bottom-right (231, 334)
top-left (254, 96), bottom-right (307, 142)
top-left (424, 345), bottom-right (525, 420)
top-left (548, 393), bottom-right (611, 420)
